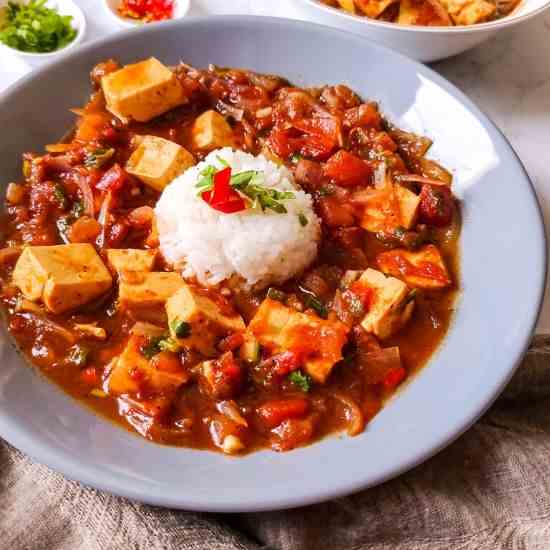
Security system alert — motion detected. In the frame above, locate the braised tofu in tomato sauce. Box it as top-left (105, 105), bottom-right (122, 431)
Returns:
top-left (0, 58), bottom-right (460, 454)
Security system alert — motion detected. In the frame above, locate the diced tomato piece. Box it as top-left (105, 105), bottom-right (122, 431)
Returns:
top-left (343, 103), bottom-right (382, 130)
top-left (80, 367), bottom-right (99, 385)
top-left (218, 332), bottom-right (245, 352)
top-left (257, 398), bottom-right (309, 429)
top-left (96, 164), bottom-right (128, 192)
top-left (323, 150), bottom-right (372, 186)
top-left (271, 351), bottom-right (301, 376)
top-left (350, 281), bottom-right (374, 309)
top-left (383, 366), bottom-right (406, 390)
top-left (419, 184), bottom-right (454, 227)
top-left (267, 116), bottom-right (340, 161)
top-left (318, 196), bottom-right (355, 227)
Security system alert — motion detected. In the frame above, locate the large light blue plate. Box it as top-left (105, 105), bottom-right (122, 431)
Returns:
top-left (0, 16), bottom-right (546, 512)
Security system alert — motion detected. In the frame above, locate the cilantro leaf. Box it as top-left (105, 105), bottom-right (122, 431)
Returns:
top-left (288, 370), bottom-right (312, 392)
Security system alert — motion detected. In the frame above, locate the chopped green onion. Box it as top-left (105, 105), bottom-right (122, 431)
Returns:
top-left (290, 153), bottom-right (303, 164)
top-left (141, 336), bottom-right (163, 359)
top-left (84, 148), bottom-right (115, 169)
top-left (216, 155), bottom-right (230, 167)
top-left (288, 370), bottom-right (312, 392)
top-left (70, 200), bottom-right (84, 219)
top-left (267, 287), bottom-right (287, 302)
top-left (158, 337), bottom-right (181, 353)
top-left (170, 319), bottom-right (191, 339)
top-left (56, 216), bottom-right (71, 243)
top-left (69, 345), bottom-right (89, 367)
top-left (0, 0), bottom-right (77, 53)
top-left (298, 213), bottom-right (308, 227)
top-left (318, 186), bottom-right (334, 197)
top-left (299, 285), bottom-right (328, 318)
top-left (53, 184), bottom-right (67, 209)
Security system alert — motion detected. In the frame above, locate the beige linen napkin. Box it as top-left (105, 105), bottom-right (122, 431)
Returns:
top-left (2, 336), bottom-right (550, 550)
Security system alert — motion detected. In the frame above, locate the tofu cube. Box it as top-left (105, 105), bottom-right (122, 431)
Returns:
top-left (395, 184), bottom-right (420, 229)
top-left (166, 285), bottom-right (245, 356)
top-left (191, 110), bottom-right (235, 151)
top-left (377, 244), bottom-right (451, 289)
top-left (106, 248), bottom-right (157, 275)
top-left (248, 298), bottom-right (349, 383)
top-left (101, 58), bottom-right (187, 123)
top-left (337, 0), bottom-right (356, 12)
top-left (119, 272), bottom-right (185, 323)
top-left (126, 136), bottom-right (195, 192)
top-left (358, 268), bottom-right (415, 340)
top-left (360, 183), bottom-right (420, 233)
top-left (107, 334), bottom-right (188, 398)
top-left (13, 244), bottom-right (112, 314)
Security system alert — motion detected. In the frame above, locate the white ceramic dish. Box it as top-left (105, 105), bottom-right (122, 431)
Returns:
top-left (0, 0), bottom-right (85, 60)
top-left (102, 0), bottom-right (190, 28)
top-left (0, 16), bottom-right (546, 512)
top-left (294, 0), bottom-right (550, 61)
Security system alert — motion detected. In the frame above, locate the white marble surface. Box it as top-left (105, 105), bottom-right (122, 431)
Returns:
top-left (1, 0), bottom-right (549, 330)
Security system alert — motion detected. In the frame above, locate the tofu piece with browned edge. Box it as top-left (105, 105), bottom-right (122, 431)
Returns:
top-left (191, 110), bottom-right (235, 151)
top-left (377, 244), bottom-right (452, 290)
top-left (119, 272), bottom-right (185, 322)
top-left (358, 268), bottom-right (415, 340)
top-left (106, 249), bottom-right (157, 275)
top-left (360, 183), bottom-right (420, 233)
top-left (107, 333), bottom-right (188, 398)
top-left (248, 298), bottom-right (349, 383)
top-left (166, 284), bottom-right (245, 356)
top-left (126, 136), bottom-right (195, 192)
top-left (101, 58), bottom-right (187, 123)
top-left (12, 244), bottom-right (112, 314)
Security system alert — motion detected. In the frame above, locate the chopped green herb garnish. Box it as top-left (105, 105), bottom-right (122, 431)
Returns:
top-left (299, 286), bottom-right (328, 318)
top-left (70, 200), bottom-right (84, 219)
top-left (141, 336), bottom-right (163, 359)
top-left (267, 287), bottom-right (287, 302)
top-left (290, 153), bottom-right (303, 164)
top-left (56, 216), bottom-right (71, 243)
top-left (170, 319), bottom-right (191, 339)
top-left (216, 155), bottom-right (230, 167)
top-left (298, 213), bottom-right (308, 227)
top-left (195, 165), bottom-right (295, 213)
top-left (84, 148), bottom-right (115, 169)
top-left (0, 0), bottom-right (77, 53)
top-left (288, 370), bottom-right (312, 392)
top-left (318, 186), bottom-right (335, 197)
top-left (158, 337), bottom-right (181, 353)
top-left (53, 184), bottom-right (67, 209)
top-left (69, 345), bottom-right (89, 367)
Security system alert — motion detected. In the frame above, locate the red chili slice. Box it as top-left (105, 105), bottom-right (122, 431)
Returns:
top-left (202, 166), bottom-right (247, 214)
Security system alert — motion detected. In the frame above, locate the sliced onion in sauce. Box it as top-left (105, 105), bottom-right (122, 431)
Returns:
top-left (216, 400), bottom-right (248, 427)
top-left (216, 100), bottom-right (244, 121)
top-left (332, 392), bottom-right (365, 436)
top-left (397, 174), bottom-right (450, 186)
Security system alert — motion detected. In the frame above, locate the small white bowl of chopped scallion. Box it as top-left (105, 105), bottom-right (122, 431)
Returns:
top-left (0, 0), bottom-right (85, 58)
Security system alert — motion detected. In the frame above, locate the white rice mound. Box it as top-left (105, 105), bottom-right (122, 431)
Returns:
top-left (155, 148), bottom-right (321, 288)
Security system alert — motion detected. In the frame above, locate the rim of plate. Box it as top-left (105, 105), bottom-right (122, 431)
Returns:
top-left (299, 0), bottom-right (550, 33)
top-left (0, 16), bottom-right (546, 512)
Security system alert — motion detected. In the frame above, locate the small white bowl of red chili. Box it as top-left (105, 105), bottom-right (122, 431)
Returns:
top-left (102, 0), bottom-right (190, 27)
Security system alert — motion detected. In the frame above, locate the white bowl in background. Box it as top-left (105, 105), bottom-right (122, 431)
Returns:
top-left (102, 0), bottom-right (190, 28)
top-left (0, 0), bottom-right (85, 61)
top-left (294, 0), bottom-right (550, 61)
